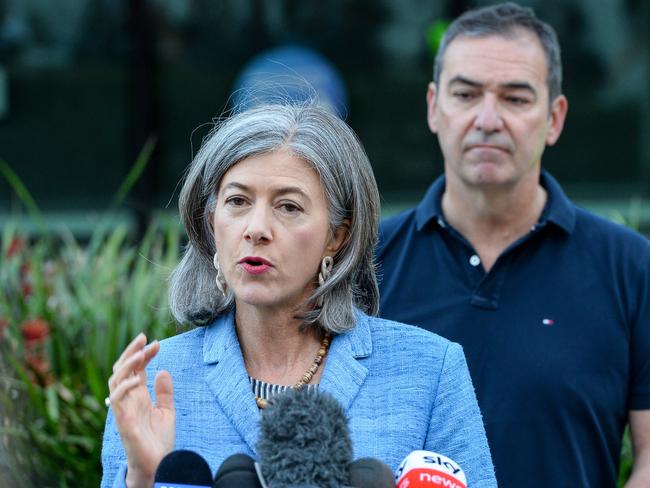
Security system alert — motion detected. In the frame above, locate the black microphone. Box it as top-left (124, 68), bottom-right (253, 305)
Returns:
top-left (257, 388), bottom-right (353, 488)
top-left (213, 453), bottom-right (263, 488)
top-left (348, 457), bottom-right (394, 488)
top-left (153, 449), bottom-right (213, 488)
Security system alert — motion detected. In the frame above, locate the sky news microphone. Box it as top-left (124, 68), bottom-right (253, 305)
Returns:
top-left (153, 449), bottom-right (213, 488)
top-left (395, 450), bottom-right (467, 488)
top-left (213, 453), bottom-right (263, 488)
top-left (257, 388), bottom-right (353, 488)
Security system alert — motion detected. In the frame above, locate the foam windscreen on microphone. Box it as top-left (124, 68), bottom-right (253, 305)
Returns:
top-left (213, 453), bottom-right (263, 488)
top-left (153, 449), bottom-right (213, 488)
top-left (348, 457), bottom-right (395, 488)
top-left (257, 388), bottom-right (353, 488)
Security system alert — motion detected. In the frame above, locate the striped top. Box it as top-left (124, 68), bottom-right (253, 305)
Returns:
top-left (249, 376), bottom-right (319, 403)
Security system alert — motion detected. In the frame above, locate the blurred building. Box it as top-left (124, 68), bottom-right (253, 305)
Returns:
top-left (0, 0), bottom-right (648, 232)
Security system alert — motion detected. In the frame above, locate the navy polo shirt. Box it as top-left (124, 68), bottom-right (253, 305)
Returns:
top-left (376, 171), bottom-right (650, 487)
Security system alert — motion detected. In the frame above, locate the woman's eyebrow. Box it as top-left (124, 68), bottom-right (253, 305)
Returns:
top-left (272, 186), bottom-right (310, 199)
top-left (221, 182), bottom-right (311, 200)
top-left (221, 182), bottom-right (249, 192)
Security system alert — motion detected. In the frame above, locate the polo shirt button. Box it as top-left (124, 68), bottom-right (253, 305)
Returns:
top-left (469, 254), bottom-right (481, 267)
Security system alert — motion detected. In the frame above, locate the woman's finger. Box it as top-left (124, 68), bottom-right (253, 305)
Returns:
top-left (142, 340), bottom-right (160, 365)
top-left (108, 374), bottom-right (142, 407)
top-left (153, 370), bottom-right (174, 411)
top-left (113, 333), bottom-right (147, 373)
top-left (109, 349), bottom-right (145, 391)
top-left (109, 340), bottom-right (160, 391)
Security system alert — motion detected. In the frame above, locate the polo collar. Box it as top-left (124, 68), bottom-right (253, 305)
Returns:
top-left (415, 174), bottom-right (446, 231)
top-left (414, 170), bottom-right (576, 234)
top-left (537, 171), bottom-right (576, 234)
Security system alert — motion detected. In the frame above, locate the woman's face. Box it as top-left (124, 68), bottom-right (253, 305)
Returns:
top-left (212, 148), bottom-right (347, 311)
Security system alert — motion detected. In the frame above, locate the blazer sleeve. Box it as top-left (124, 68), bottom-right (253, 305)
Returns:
top-left (100, 408), bottom-right (129, 488)
top-left (101, 349), bottom-right (163, 488)
top-left (425, 342), bottom-right (497, 487)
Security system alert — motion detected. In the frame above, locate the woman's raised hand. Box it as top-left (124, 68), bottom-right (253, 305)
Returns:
top-left (107, 333), bottom-right (176, 488)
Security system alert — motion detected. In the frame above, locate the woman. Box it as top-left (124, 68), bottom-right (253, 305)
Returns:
top-left (101, 104), bottom-right (496, 487)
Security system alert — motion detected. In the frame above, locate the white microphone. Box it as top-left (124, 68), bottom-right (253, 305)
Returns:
top-left (394, 450), bottom-right (467, 488)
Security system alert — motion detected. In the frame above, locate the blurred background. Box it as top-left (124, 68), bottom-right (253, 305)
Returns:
top-left (0, 0), bottom-right (648, 485)
top-left (0, 0), bottom-right (648, 233)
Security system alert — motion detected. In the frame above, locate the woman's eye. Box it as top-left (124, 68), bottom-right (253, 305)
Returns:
top-left (225, 196), bottom-right (247, 207)
top-left (279, 202), bottom-right (301, 213)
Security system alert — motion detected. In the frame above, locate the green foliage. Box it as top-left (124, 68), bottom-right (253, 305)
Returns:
top-left (0, 219), bottom-right (180, 486)
top-left (606, 196), bottom-right (645, 233)
top-left (0, 147), bottom-right (179, 486)
top-left (425, 19), bottom-right (449, 60)
top-left (619, 426), bottom-right (633, 487)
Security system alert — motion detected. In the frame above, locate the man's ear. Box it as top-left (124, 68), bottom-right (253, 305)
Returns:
top-left (426, 82), bottom-right (439, 135)
top-left (546, 94), bottom-right (568, 146)
top-left (327, 219), bottom-right (351, 255)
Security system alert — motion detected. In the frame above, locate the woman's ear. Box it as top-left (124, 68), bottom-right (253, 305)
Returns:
top-left (327, 219), bottom-right (351, 255)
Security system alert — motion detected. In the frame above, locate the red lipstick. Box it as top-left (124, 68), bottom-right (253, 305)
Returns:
top-left (238, 256), bottom-right (273, 275)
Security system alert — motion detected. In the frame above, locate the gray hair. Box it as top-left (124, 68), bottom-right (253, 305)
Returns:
top-left (434, 2), bottom-right (563, 103)
top-left (169, 104), bottom-right (380, 333)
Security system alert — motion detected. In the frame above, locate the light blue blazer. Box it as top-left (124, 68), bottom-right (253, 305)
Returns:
top-left (101, 311), bottom-right (496, 487)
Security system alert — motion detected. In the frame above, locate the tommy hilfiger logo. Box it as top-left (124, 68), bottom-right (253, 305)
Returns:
top-left (542, 318), bottom-right (555, 326)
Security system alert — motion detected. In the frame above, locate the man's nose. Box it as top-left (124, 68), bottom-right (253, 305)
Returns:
top-left (473, 95), bottom-right (504, 133)
top-left (244, 205), bottom-right (272, 244)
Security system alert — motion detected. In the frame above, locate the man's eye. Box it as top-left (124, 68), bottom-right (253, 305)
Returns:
top-left (453, 91), bottom-right (475, 100)
top-left (505, 96), bottom-right (530, 105)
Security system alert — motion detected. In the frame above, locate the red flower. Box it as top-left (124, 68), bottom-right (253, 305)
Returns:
top-left (0, 318), bottom-right (8, 337)
top-left (18, 262), bottom-right (33, 297)
top-left (21, 318), bottom-right (50, 344)
top-left (25, 353), bottom-right (54, 386)
top-left (6, 236), bottom-right (25, 258)
top-left (21, 282), bottom-right (33, 297)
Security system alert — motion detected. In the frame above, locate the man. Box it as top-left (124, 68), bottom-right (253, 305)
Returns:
top-left (376, 3), bottom-right (650, 487)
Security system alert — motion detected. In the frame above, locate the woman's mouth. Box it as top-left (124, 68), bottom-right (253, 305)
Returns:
top-left (239, 256), bottom-right (273, 275)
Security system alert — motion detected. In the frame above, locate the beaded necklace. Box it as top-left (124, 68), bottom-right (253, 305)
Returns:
top-left (254, 332), bottom-right (332, 409)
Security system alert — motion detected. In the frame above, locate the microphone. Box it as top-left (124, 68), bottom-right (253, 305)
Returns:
top-left (153, 449), bottom-right (213, 488)
top-left (395, 450), bottom-right (466, 488)
top-left (257, 388), bottom-right (353, 488)
top-left (348, 457), bottom-right (394, 488)
top-left (213, 453), bottom-right (263, 488)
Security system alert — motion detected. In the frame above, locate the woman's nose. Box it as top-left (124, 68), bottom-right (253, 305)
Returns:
top-left (243, 205), bottom-right (272, 244)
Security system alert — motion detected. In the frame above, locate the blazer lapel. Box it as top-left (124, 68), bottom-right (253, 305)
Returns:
top-left (199, 310), bottom-right (373, 451)
top-left (319, 311), bottom-right (372, 412)
top-left (202, 313), bottom-right (261, 454)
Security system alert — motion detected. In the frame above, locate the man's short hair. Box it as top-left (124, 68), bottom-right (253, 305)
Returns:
top-left (434, 2), bottom-right (563, 102)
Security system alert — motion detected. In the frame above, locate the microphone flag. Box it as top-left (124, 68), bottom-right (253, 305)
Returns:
top-left (395, 450), bottom-right (467, 488)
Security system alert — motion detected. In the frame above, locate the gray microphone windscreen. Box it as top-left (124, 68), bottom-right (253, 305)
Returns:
top-left (257, 388), bottom-right (352, 488)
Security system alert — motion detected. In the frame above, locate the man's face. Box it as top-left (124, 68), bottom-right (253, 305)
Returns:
top-left (427, 31), bottom-right (567, 189)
